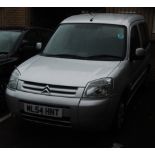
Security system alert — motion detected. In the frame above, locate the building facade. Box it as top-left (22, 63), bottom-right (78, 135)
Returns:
top-left (0, 8), bottom-right (30, 27)
top-left (0, 7), bottom-right (155, 40)
top-left (0, 7), bottom-right (103, 28)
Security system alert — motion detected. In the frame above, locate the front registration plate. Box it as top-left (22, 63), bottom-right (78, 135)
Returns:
top-left (24, 103), bottom-right (63, 118)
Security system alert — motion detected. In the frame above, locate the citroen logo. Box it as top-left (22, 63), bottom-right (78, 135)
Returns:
top-left (41, 85), bottom-right (51, 95)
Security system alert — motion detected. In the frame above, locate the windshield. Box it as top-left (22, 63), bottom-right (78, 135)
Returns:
top-left (0, 31), bottom-right (22, 54)
top-left (43, 24), bottom-right (127, 60)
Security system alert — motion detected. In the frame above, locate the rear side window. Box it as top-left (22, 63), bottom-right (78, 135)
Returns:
top-left (139, 22), bottom-right (149, 48)
top-left (24, 29), bottom-right (52, 48)
top-left (130, 25), bottom-right (140, 55)
top-left (22, 29), bottom-right (51, 49)
top-left (23, 30), bottom-right (39, 43)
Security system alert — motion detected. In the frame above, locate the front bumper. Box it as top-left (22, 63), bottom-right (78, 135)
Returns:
top-left (6, 88), bottom-right (120, 131)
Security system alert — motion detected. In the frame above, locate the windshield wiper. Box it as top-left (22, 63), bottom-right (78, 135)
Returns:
top-left (43, 53), bottom-right (122, 60)
top-left (43, 54), bottom-right (86, 59)
top-left (85, 54), bottom-right (122, 60)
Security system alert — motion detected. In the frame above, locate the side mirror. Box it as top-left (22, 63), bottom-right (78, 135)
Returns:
top-left (36, 42), bottom-right (42, 51)
top-left (135, 48), bottom-right (146, 59)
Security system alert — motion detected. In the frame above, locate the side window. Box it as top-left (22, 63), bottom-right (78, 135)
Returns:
top-left (23, 30), bottom-right (39, 43)
top-left (38, 30), bottom-right (52, 49)
top-left (139, 22), bottom-right (149, 48)
top-left (19, 30), bottom-right (40, 57)
top-left (130, 25), bottom-right (140, 57)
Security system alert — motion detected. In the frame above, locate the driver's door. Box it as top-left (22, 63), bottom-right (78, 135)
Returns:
top-left (128, 23), bottom-right (143, 92)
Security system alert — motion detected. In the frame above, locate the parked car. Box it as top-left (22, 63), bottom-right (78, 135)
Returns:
top-left (0, 26), bottom-right (52, 111)
top-left (6, 13), bottom-right (151, 131)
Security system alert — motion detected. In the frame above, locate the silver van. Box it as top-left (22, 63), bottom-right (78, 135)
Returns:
top-left (6, 13), bottom-right (151, 131)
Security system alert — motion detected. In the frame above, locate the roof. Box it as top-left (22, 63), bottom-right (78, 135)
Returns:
top-left (61, 13), bottom-right (144, 27)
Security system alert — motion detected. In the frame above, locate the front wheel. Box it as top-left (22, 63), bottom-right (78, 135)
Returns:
top-left (112, 99), bottom-right (127, 134)
top-left (115, 101), bottom-right (126, 130)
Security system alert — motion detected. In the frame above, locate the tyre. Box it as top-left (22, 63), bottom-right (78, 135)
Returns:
top-left (112, 97), bottom-right (127, 134)
top-left (115, 100), bottom-right (126, 131)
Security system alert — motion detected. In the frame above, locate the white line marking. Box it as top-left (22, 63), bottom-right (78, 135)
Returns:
top-left (0, 113), bottom-right (12, 123)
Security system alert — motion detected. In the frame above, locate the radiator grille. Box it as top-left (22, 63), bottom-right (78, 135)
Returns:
top-left (18, 81), bottom-right (81, 97)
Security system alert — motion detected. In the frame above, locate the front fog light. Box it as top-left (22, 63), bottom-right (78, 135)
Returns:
top-left (83, 78), bottom-right (113, 98)
top-left (7, 69), bottom-right (20, 90)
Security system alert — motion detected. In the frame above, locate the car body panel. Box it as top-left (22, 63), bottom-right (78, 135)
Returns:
top-left (6, 14), bottom-right (151, 131)
top-left (61, 13), bottom-right (144, 27)
top-left (18, 55), bottom-right (121, 87)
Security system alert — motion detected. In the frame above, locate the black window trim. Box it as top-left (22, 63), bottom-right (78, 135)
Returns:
top-left (138, 21), bottom-right (150, 49)
top-left (130, 24), bottom-right (141, 59)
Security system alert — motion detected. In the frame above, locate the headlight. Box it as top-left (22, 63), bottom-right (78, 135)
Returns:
top-left (7, 69), bottom-right (20, 90)
top-left (83, 78), bottom-right (113, 98)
